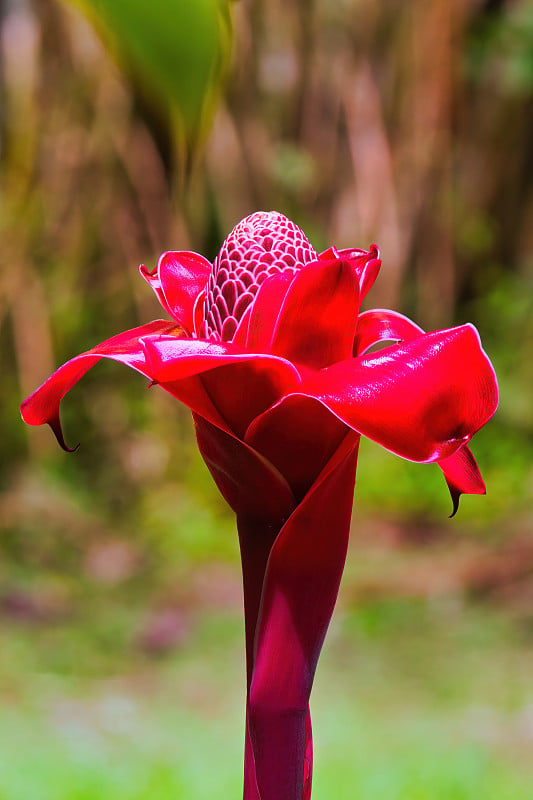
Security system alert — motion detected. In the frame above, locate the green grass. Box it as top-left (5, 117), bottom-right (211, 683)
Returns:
top-left (1, 593), bottom-right (533, 799)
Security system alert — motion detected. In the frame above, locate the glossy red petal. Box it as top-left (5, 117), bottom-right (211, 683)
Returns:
top-left (194, 415), bottom-right (295, 522)
top-left (246, 434), bottom-right (359, 800)
top-left (139, 250), bottom-right (211, 332)
top-left (139, 264), bottom-right (167, 313)
top-left (246, 271), bottom-right (294, 352)
top-left (200, 362), bottom-right (300, 438)
top-left (245, 394), bottom-right (348, 501)
top-left (143, 336), bottom-right (302, 437)
top-left (438, 445), bottom-right (486, 517)
top-left (338, 246), bottom-right (381, 300)
top-left (354, 309), bottom-right (424, 355)
top-left (142, 335), bottom-right (298, 382)
top-left (270, 257), bottom-right (361, 369)
top-left (20, 320), bottom-right (182, 450)
top-left (192, 289), bottom-right (206, 337)
top-left (232, 303), bottom-right (253, 348)
top-left (321, 245), bottom-right (381, 301)
top-left (302, 324), bottom-right (499, 463)
top-left (159, 373), bottom-right (234, 434)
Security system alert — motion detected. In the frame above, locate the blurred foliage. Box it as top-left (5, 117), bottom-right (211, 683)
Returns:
top-left (0, 6), bottom-right (532, 785)
top-left (466, 1), bottom-right (533, 95)
top-left (68, 0), bottom-right (232, 162)
top-left (1, 585), bottom-right (533, 799)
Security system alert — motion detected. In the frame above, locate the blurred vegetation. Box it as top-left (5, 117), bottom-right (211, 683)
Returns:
top-left (1, 0), bottom-right (532, 796)
top-left (69, 0), bottom-right (232, 160)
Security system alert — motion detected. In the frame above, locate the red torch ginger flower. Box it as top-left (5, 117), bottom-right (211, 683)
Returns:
top-left (21, 211), bottom-right (498, 800)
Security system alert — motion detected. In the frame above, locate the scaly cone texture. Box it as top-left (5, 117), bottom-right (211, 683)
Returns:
top-left (202, 211), bottom-right (317, 341)
top-left (21, 211), bottom-right (498, 800)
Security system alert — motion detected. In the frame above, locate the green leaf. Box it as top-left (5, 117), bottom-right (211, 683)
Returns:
top-left (67, 0), bottom-right (232, 149)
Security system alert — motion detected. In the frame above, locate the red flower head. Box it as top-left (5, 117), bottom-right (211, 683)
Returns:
top-left (21, 211), bottom-right (498, 800)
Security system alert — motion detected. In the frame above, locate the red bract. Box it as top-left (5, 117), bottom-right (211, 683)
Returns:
top-left (21, 211), bottom-right (498, 800)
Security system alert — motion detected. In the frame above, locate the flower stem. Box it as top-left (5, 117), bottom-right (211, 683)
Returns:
top-left (238, 435), bottom-right (359, 800)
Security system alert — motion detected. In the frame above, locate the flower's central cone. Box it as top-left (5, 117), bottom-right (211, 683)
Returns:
top-left (202, 211), bottom-right (317, 341)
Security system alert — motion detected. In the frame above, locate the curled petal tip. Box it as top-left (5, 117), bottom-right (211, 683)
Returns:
top-left (318, 246), bottom-right (339, 260)
top-left (440, 446), bottom-right (487, 517)
top-left (140, 251), bottom-right (211, 331)
top-left (139, 263), bottom-right (158, 284)
top-left (449, 484), bottom-right (488, 517)
top-left (448, 492), bottom-right (460, 518)
top-left (48, 416), bottom-right (79, 453)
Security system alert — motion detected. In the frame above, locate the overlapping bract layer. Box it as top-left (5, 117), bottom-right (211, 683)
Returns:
top-left (22, 212), bottom-right (497, 509)
top-left (21, 211), bottom-right (498, 800)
